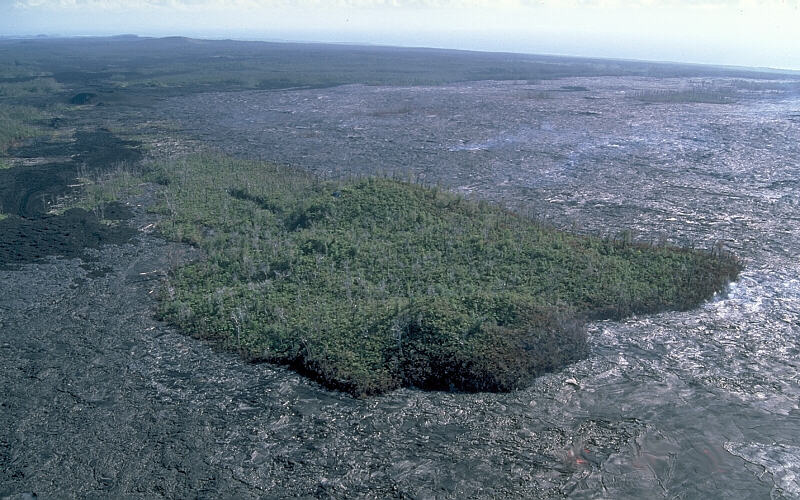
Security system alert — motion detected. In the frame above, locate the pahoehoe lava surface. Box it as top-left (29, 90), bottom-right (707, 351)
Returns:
top-left (2, 75), bottom-right (800, 498)
top-left (0, 129), bottom-right (141, 268)
top-left (0, 205), bottom-right (135, 268)
top-left (155, 76), bottom-right (800, 497)
top-left (2, 129), bottom-right (142, 216)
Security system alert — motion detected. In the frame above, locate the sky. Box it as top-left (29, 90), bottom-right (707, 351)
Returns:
top-left (2, 0), bottom-right (800, 71)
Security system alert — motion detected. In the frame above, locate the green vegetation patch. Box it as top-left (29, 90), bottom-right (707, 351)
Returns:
top-left (0, 77), bottom-right (62, 98)
top-left (65, 165), bottom-right (144, 214)
top-left (151, 155), bottom-right (741, 396)
top-left (0, 104), bottom-right (44, 152)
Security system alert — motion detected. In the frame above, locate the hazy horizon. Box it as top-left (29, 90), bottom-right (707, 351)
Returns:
top-left (2, 1), bottom-right (800, 72)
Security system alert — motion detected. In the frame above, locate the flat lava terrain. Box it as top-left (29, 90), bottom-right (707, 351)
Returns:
top-left (2, 37), bottom-right (800, 498)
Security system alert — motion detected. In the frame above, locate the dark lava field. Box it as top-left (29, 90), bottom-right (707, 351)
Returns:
top-left (2, 38), bottom-right (800, 499)
top-left (151, 77), bottom-right (800, 497)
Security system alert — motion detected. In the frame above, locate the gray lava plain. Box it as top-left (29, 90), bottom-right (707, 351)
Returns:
top-left (1, 37), bottom-right (800, 498)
